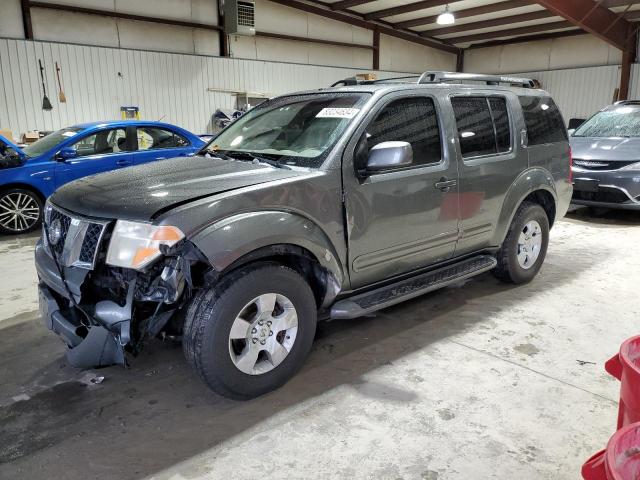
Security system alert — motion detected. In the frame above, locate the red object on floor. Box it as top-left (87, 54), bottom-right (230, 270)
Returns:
top-left (582, 422), bottom-right (640, 480)
top-left (605, 335), bottom-right (640, 429)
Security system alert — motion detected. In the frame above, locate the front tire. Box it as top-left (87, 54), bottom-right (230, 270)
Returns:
top-left (183, 263), bottom-right (317, 400)
top-left (493, 201), bottom-right (549, 284)
top-left (0, 188), bottom-right (43, 235)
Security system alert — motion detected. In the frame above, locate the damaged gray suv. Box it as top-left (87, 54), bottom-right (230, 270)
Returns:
top-left (36, 72), bottom-right (572, 399)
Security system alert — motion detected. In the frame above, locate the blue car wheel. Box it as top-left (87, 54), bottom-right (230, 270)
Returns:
top-left (0, 188), bottom-right (43, 235)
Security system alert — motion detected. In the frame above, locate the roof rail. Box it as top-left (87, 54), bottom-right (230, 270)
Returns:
top-left (417, 71), bottom-right (535, 88)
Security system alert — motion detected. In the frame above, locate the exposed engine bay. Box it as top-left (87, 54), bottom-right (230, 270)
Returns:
top-left (37, 235), bottom-right (213, 369)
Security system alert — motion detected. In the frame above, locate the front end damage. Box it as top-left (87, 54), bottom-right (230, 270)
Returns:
top-left (36, 218), bottom-right (211, 369)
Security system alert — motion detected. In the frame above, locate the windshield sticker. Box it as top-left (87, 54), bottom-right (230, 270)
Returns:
top-left (316, 108), bottom-right (360, 119)
top-left (62, 131), bottom-right (78, 137)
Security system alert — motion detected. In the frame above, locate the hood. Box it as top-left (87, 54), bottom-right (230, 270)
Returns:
top-left (570, 136), bottom-right (640, 162)
top-left (50, 155), bottom-right (310, 221)
top-left (0, 134), bottom-right (26, 168)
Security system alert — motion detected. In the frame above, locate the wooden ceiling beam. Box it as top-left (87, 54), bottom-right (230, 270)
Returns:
top-left (363, 0), bottom-right (462, 21)
top-left (424, 10), bottom-right (555, 37)
top-left (446, 20), bottom-right (575, 44)
top-left (393, 0), bottom-right (530, 29)
top-left (535, 0), bottom-right (636, 50)
top-left (330, 0), bottom-right (376, 10)
top-left (266, 0), bottom-right (460, 53)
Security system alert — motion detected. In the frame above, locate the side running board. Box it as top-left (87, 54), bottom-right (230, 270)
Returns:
top-left (330, 255), bottom-right (497, 320)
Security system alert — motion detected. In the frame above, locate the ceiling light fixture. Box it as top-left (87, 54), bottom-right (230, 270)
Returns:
top-left (436, 5), bottom-right (455, 25)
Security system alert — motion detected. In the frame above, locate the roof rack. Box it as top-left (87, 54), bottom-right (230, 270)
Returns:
top-left (417, 71), bottom-right (535, 88)
top-left (330, 71), bottom-right (536, 89)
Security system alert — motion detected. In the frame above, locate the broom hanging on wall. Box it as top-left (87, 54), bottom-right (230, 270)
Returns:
top-left (55, 62), bottom-right (66, 103)
top-left (38, 59), bottom-right (53, 111)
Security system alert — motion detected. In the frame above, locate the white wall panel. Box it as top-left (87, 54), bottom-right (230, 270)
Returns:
top-left (0, 38), bottom-right (407, 138)
top-left (628, 64), bottom-right (640, 100)
top-left (0, 0), bottom-right (24, 39)
top-left (465, 34), bottom-right (623, 74)
top-left (515, 65), bottom-right (621, 121)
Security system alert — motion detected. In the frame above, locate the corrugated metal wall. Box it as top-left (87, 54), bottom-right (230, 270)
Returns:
top-left (0, 38), bottom-right (405, 137)
top-left (514, 65), bottom-right (621, 121)
top-left (628, 64), bottom-right (640, 100)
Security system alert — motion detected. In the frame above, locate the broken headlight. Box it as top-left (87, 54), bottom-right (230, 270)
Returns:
top-left (106, 220), bottom-right (184, 270)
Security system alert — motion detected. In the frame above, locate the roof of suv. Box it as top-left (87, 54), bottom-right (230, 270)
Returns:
top-left (291, 71), bottom-right (549, 98)
top-left (311, 83), bottom-right (545, 97)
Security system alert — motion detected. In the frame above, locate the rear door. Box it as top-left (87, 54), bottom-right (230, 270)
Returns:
top-left (449, 92), bottom-right (528, 255)
top-left (518, 95), bottom-right (569, 178)
top-left (131, 126), bottom-right (193, 165)
top-left (342, 92), bottom-right (460, 289)
top-left (54, 127), bottom-right (132, 187)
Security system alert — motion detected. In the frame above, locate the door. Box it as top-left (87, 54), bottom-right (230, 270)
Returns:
top-left (342, 93), bottom-right (459, 289)
top-left (449, 93), bottom-right (528, 255)
top-left (54, 127), bottom-right (132, 188)
top-left (131, 126), bottom-right (193, 165)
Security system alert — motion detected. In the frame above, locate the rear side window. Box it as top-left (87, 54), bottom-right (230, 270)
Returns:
top-left (137, 127), bottom-right (189, 150)
top-left (451, 96), bottom-right (512, 158)
top-left (367, 96), bottom-right (442, 166)
top-left (519, 96), bottom-right (567, 145)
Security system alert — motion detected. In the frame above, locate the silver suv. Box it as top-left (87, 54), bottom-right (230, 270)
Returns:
top-left (36, 72), bottom-right (572, 399)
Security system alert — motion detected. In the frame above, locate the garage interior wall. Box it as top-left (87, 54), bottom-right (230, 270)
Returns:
top-left (464, 33), bottom-right (634, 122)
top-left (0, 38), bottom-right (408, 135)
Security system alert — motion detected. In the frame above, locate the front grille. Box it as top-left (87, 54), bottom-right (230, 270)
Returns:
top-left (44, 204), bottom-right (109, 269)
top-left (573, 188), bottom-right (630, 204)
top-left (48, 208), bottom-right (71, 257)
top-left (80, 223), bottom-right (104, 264)
top-left (573, 158), bottom-right (638, 171)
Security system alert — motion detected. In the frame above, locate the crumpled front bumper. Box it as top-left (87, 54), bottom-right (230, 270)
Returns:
top-left (35, 240), bottom-right (126, 368)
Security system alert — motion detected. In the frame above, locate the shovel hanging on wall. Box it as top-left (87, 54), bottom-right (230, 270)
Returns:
top-left (38, 59), bottom-right (53, 111)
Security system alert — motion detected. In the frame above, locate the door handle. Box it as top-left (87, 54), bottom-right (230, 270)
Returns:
top-left (434, 178), bottom-right (457, 191)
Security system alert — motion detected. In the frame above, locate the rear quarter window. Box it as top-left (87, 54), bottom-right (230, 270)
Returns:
top-left (519, 96), bottom-right (567, 145)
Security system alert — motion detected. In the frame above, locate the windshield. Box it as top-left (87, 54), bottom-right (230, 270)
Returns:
top-left (22, 127), bottom-right (83, 157)
top-left (574, 106), bottom-right (640, 138)
top-left (202, 93), bottom-right (369, 168)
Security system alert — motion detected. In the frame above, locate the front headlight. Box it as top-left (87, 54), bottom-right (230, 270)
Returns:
top-left (106, 220), bottom-right (185, 270)
top-left (621, 161), bottom-right (640, 171)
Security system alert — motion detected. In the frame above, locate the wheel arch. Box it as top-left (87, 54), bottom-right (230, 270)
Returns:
top-left (0, 182), bottom-right (46, 203)
top-left (189, 211), bottom-right (347, 308)
top-left (491, 168), bottom-right (558, 246)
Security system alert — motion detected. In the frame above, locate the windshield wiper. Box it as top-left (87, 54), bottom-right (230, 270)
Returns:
top-left (213, 150), bottom-right (290, 170)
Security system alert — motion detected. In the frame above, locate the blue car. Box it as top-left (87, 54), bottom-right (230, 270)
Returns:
top-left (0, 121), bottom-right (205, 234)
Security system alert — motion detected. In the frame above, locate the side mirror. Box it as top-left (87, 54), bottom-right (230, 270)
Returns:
top-left (366, 141), bottom-right (413, 172)
top-left (57, 146), bottom-right (77, 161)
top-left (567, 129), bottom-right (576, 136)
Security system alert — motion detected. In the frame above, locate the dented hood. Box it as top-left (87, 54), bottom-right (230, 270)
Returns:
top-left (50, 155), bottom-right (308, 220)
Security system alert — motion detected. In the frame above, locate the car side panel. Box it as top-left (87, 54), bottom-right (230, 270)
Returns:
top-left (0, 159), bottom-right (56, 198)
top-left (189, 210), bottom-right (345, 304)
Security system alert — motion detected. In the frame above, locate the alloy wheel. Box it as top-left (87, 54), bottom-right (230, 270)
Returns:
top-left (0, 192), bottom-right (40, 233)
top-left (228, 293), bottom-right (299, 375)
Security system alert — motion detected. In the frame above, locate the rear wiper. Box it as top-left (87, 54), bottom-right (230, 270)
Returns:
top-left (217, 150), bottom-right (290, 170)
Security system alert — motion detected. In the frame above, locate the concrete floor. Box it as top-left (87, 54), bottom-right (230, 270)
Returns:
top-left (0, 207), bottom-right (638, 480)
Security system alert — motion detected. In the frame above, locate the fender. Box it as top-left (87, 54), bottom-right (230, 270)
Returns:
top-left (490, 167), bottom-right (557, 246)
top-left (190, 210), bottom-right (346, 288)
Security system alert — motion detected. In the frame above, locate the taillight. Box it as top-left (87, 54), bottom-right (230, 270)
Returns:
top-left (568, 146), bottom-right (573, 183)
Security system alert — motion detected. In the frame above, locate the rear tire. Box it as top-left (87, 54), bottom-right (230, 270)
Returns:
top-left (0, 188), bottom-right (43, 235)
top-left (493, 201), bottom-right (549, 284)
top-left (183, 263), bottom-right (317, 400)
